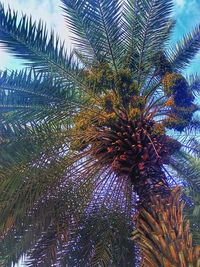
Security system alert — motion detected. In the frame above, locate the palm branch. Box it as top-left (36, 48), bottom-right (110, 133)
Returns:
top-left (0, 0), bottom-right (200, 266)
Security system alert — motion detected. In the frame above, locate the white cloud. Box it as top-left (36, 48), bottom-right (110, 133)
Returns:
top-left (0, 0), bottom-right (72, 70)
top-left (174, 0), bottom-right (185, 8)
top-left (0, 46), bottom-right (12, 68)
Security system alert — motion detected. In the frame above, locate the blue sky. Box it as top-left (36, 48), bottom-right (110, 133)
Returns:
top-left (0, 0), bottom-right (200, 75)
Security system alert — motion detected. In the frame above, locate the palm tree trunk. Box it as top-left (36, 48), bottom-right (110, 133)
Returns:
top-left (132, 165), bottom-right (170, 204)
top-left (132, 186), bottom-right (200, 267)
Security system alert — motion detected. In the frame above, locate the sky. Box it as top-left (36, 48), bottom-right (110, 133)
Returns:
top-left (0, 0), bottom-right (200, 74)
top-left (0, 0), bottom-right (199, 266)
top-left (172, 0), bottom-right (200, 74)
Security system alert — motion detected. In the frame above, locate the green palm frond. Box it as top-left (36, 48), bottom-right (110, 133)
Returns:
top-left (0, 224), bottom-right (37, 267)
top-left (170, 151), bottom-right (200, 191)
top-left (62, 0), bottom-right (123, 70)
top-left (0, 68), bottom-right (84, 123)
top-left (65, 211), bottom-right (136, 267)
top-left (169, 25), bottom-right (200, 70)
top-left (25, 184), bottom-right (93, 267)
top-left (123, 0), bottom-right (173, 83)
top-left (61, 0), bottom-right (99, 62)
top-left (0, 151), bottom-right (98, 266)
top-left (0, 68), bottom-right (71, 102)
top-left (0, 120), bottom-right (75, 231)
top-left (182, 115), bottom-right (200, 134)
top-left (0, 156), bottom-right (69, 224)
top-left (0, 4), bottom-right (85, 87)
top-left (188, 74), bottom-right (200, 97)
top-left (123, 0), bottom-right (174, 50)
top-left (0, 120), bottom-right (69, 168)
top-left (0, 181), bottom-right (90, 267)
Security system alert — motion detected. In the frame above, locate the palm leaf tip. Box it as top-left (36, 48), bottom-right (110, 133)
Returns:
top-left (169, 24), bottom-right (200, 70)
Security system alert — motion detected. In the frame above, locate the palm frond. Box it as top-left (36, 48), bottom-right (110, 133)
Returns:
top-left (188, 74), bottom-right (200, 97)
top-left (66, 211), bottom-right (136, 267)
top-left (170, 151), bottom-right (200, 191)
top-left (183, 115), bottom-right (200, 134)
top-left (0, 4), bottom-right (85, 87)
top-left (169, 24), bottom-right (200, 70)
top-left (0, 120), bottom-right (70, 168)
top-left (123, 0), bottom-right (173, 83)
top-left (0, 181), bottom-right (90, 267)
top-left (62, 0), bottom-right (123, 70)
top-left (61, 0), bottom-right (99, 62)
top-left (0, 68), bottom-right (83, 123)
top-left (0, 68), bottom-right (71, 101)
top-left (0, 157), bottom-right (69, 225)
top-left (0, 119), bottom-right (76, 231)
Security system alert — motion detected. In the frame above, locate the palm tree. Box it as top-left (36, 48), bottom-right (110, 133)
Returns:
top-left (0, 0), bottom-right (200, 266)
